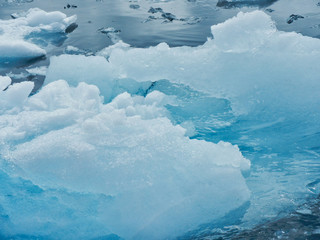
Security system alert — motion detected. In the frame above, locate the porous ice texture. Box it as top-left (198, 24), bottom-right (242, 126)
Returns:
top-left (0, 77), bottom-right (250, 239)
top-left (0, 76), bottom-right (34, 112)
top-left (3, 9), bottom-right (320, 240)
top-left (46, 10), bottom-right (320, 118)
top-left (0, 8), bottom-right (76, 63)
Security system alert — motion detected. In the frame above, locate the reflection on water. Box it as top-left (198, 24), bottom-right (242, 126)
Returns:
top-left (217, 0), bottom-right (278, 9)
top-left (1, 0), bottom-right (319, 67)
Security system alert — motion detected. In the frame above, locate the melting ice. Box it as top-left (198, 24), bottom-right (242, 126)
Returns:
top-left (0, 8), bottom-right (76, 67)
top-left (0, 76), bottom-right (250, 239)
top-left (0, 6), bottom-right (320, 240)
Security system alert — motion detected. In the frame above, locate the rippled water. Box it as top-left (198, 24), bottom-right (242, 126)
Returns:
top-left (1, 0), bottom-right (319, 54)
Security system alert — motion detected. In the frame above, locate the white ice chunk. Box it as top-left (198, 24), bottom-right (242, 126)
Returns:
top-left (0, 8), bottom-right (76, 63)
top-left (97, 40), bottom-right (131, 59)
top-left (0, 77), bottom-right (34, 112)
top-left (46, 54), bottom-right (116, 101)
top-left (0, 39), bottom-right (45, 60)
top-left (26, 66), bottom-right (48, 76)
top-left (211, 11), bottom-right (276, 52)
top-left (46, 11), bottom-right (320, 118)
top-left (0, 76), bottom-right (11, 91)
top-left (25, 8), bottom-right (76, 30)
top-left (1, 79), bottom-right (250, 239)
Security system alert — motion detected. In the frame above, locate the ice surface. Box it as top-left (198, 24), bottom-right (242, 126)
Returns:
top-left (0, 77), bottom-right (250, 239)
top-left (26, 66), bottom-right (47, 76)
top-left (0, 8), bottom-right (76, 65)
top-left (0, 76), bottom-right (11, 91)
top-left (97, 41), bottom-right (131, 59)
top-left (0, 76), bottom-right (34, 111)
top-left (42, 12), bottom-right (320, 238)
top-left (0, 40), bottom-right (45, 62)
top-left (2, 8), bottom-right (320, 240)
top-left (46, 10), bottom-right (320, 118)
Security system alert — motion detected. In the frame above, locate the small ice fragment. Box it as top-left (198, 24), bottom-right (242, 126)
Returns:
top-left (129, 4), bottom-right (140, 9)
top-left (65, 22), bottom-right (78, 33)
top-left (161, 12), bottom-right (176, 21)
top-left (265, 8), bottom-right (274, 13)
top-left (26, 66), bottom-right (47, 76)
top-left (287, 14), bottom-right (304, 24)
top-left (143, 15), bottom-right (158, 23)
top-left (180, 16), bottom-right (202, 25)
top-left (296, 209), bottom-right (312, 215)
top-left (148, 7), bottom-right (163, 14)
top-left (98, 27), bottom-right (121, 43)
top-left (98, 27), bottom-right (121, 34)
top-left (10, 13), bottom-right (19, 19)
top-left (64, 45), bottom-right (93, 56)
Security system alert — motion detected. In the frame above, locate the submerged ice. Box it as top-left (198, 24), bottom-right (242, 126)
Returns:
top-left (1, 7), bottom-right (320, 240)
top-left (0, 77), bottom-right (250, 239)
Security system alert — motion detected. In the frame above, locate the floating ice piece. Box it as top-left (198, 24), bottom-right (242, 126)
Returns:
top-left (98, 27), bottom-right (122, 43)
top-left (98, 27), bottom-right (121, 34)
top-left (129, 4), bottom-right (140, 9)
top-left (265, 8), bottom-right (275, 12)
top-left (1, 77), bottom-right (250, 239)
top-left (0, 8), bottom-right (76, 65)
top-left (26, 66), bottom-right (48, 76)
top-left (145, 6), bottom-right (199, 24)
top-left (161, 12), bottom-right (176, 21)
top-left (148, 7), bottom-right (164, 14)
top-left (65, 22), bottom-right (78, 33)
top-left (1, 0), bottom-right (33, 5)
top-left (12, 8), bottom-right (76, 33)
top-left (287, 14), bottom-right (304, 24)
top-left (217, 0), bottom-right (278, 8)
top-left (64, 3), bottom-right (77, 9)
top-left (180, 16), bottom-right (202, 25)
top-left (0, 40), bottom-right (45, 62)
top-left (47, 10), bottom-right (320, 119)
top-left (143, 15), bottom-right (159, 23)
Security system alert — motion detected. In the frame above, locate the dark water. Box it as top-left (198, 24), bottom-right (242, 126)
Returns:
top-left (1, 0), bottom-right (319, 60)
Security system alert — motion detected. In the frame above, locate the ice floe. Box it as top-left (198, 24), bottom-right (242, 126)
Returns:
top-left (0, 77), bottom-right (250, 239)
top-left (46, 11), bottom-right (320, 118)
top-left (0, 8), bottom-right (76, 65)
